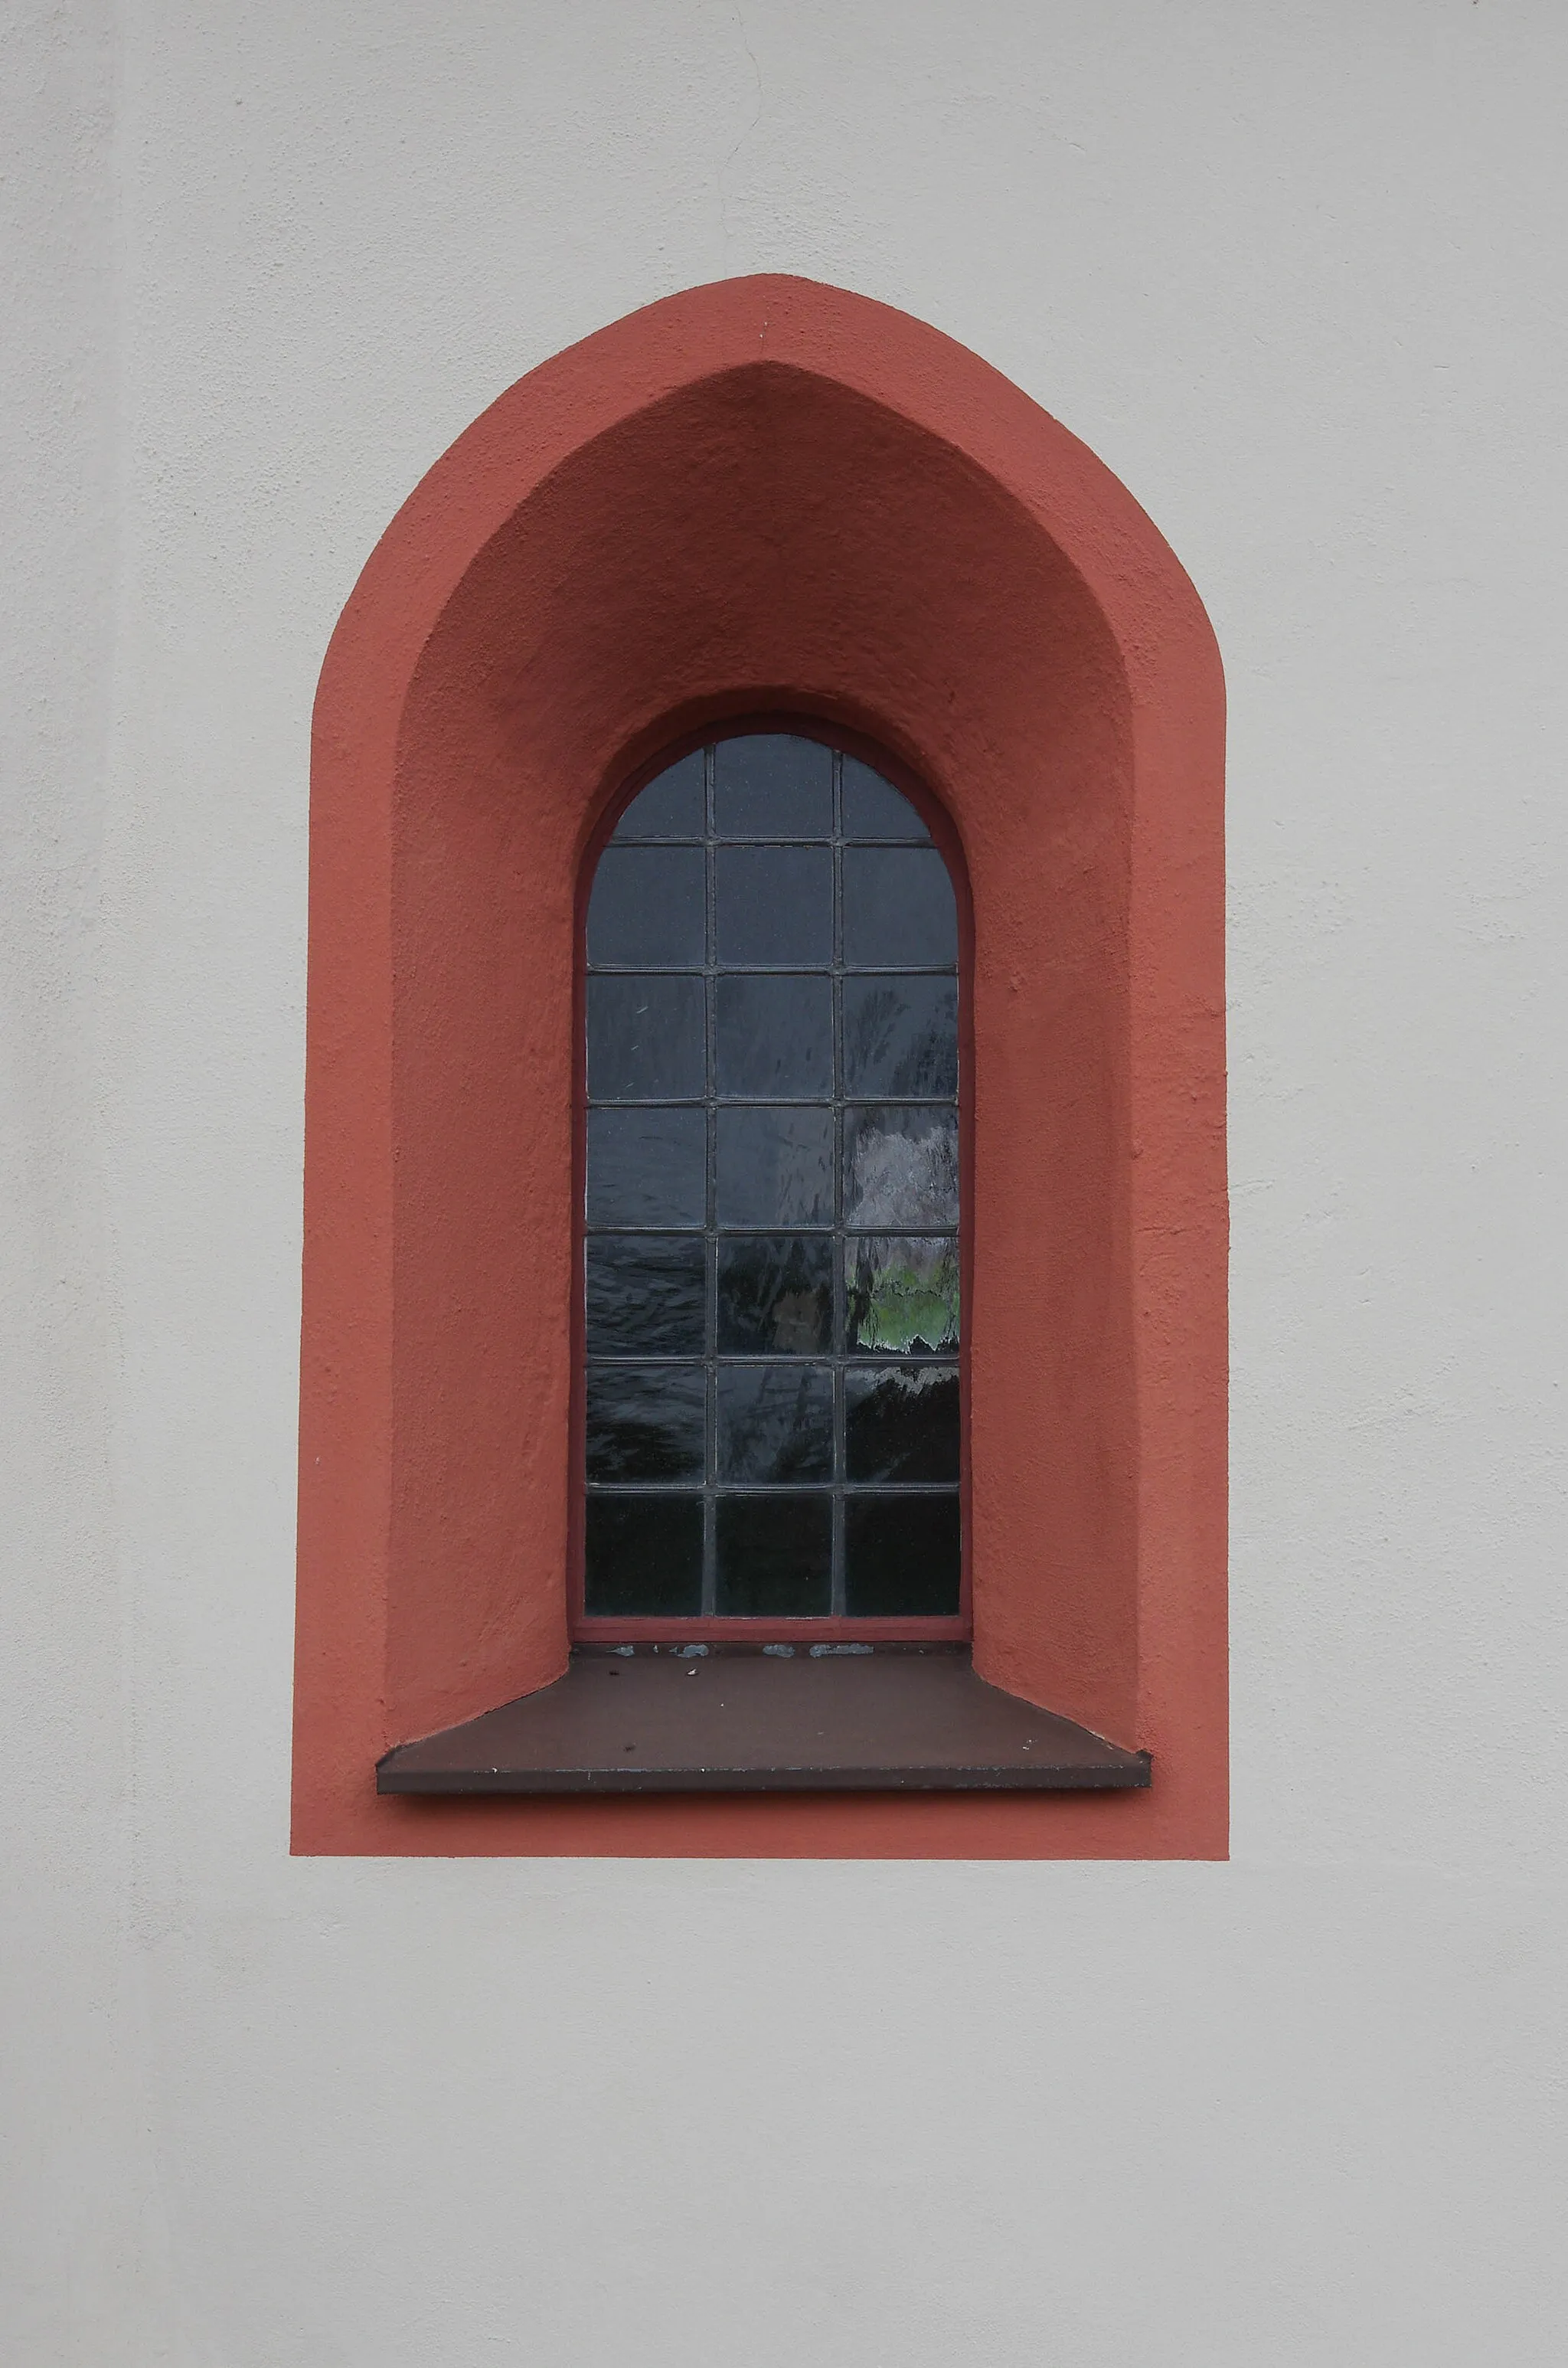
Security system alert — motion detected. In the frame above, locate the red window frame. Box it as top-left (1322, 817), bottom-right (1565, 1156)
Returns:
top-left (292, 274), bottom-right (1228, 1859)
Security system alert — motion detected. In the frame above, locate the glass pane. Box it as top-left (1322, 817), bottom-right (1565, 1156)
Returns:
top-left (715, 1493), bottom-right (832, 1615)
top-left (842, 845), bottom-right (956, 969)
top-left (841, 756), bottom-right (929, 840)
top-left (842, 976), bottom-right (958, 1099)
top-left (585, 1235), bottom-right (706, 1355)
top-left (844, 1364), bottom-right (959, 1483)
top-left (717, 1107), bottom-right (833, 1228)
top-left (714, 734), bottom-right (832, 839)
top-left (587, 975), bottom-right (704, 1101)
top-left (586, 1107), bottom-right (705, 1227)
top-left (844, 1493), bottom-right (960, 1616)
top-left (717, 1364), bottom-right (833, 1482)
top-left (717, 1235), bottom-right (833, 1355)
top-left (587, 846), bottom-right (705, 967)
top-left (716, 846), bottom-right (832, 967)
top-left (847, 1236), bottom-right (959, 1356)
top-left (581, 732), bottom-right (966, 1627)
top-left (585, 1494), bottom-right (703, 1617)
top-left (613, 752), bottom-right (704, 839)
top-left (844, 1106), bottom-right (959, 1230)
top-left (716, 974), bottom-right (833, 1099)
top-left (586, 1363), bottom-right (706, 1483)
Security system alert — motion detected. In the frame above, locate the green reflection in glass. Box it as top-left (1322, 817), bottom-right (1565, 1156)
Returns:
top-left (848, 1235), bottom-right (960, 1356)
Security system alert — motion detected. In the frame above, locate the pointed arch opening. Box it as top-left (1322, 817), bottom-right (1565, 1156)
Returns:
top-left (293, 275), bottom-right (1227, 1857)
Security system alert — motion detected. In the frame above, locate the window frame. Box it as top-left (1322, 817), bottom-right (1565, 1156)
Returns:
top-left (291, 273), bottom-right (1228, 1859)
top-left (570, 717), bottom-right (975, 1648)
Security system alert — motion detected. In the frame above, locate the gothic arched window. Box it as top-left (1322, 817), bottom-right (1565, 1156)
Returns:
top-left (580, 731), bottom-right (964, 1633)
top-left (296, 276), bottom-right (1223, 1850)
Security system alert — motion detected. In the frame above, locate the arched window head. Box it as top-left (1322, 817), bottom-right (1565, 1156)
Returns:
top-left (580, 730), bottom-right (965, 1633)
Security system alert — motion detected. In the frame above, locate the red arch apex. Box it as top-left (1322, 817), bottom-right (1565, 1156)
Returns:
top-left (324, 272), bottom-right (1221, 732)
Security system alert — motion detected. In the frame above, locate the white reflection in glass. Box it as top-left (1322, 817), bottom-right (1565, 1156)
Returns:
top-left (844, 1109), bottom-right (959, 1230)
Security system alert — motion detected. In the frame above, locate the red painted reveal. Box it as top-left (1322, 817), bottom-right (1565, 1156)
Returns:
top-left (293, 274), bottom-right (1227, 1858)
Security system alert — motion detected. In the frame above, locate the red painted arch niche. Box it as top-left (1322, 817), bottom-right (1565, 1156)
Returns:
top-left (292, 274), bottom-right (1227, 1859)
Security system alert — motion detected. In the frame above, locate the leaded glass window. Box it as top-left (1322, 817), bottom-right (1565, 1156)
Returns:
top-left (581, 732), bottom-right (962, 1623)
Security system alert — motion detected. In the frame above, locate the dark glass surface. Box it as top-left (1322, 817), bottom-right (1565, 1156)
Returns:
top-left (847, 1236), bottom-right (960, 1356)
top-left (717, 1364), bottom-right (834, 1482)
top-left (715, 1493), bottom-right (832, 1615)
top-left (585, 1494), bottom-right (703, 1617)
top-left (584, 734), bottom-right (963, 1624)
top-left (841, 756), bottom-right (929, 841)
top-left (586, 845), bottom-right (705, 967)
top-left (586, 1363), bottom-right (706, 1483)
top-left (614, 753), bottom-right (705, 839)
top-left (843, 1106), bottom-right (959, 1230)
top-left (843, 976), bottom-right (958, 1098)
top-left (716, 1106), bottom-right (833, 1228)
top-left (585, 1235), bottom-right (705, 1355)
top-left (714, 734), bottom-right (832, 839)
top-left (844, 1365), bottom-right (959, 1483)
top-left (717, 1235), bottom-right (833, 1354)
top-left (716, 974), bottom-right (833, 1099)
top-left (844, 1493), bottom-right (961, 1617)
top-left (842, 845), bottom-right (957, 969)
top-left (586, 1106), bottom-right (706, 1227)
top-left (716, 846), bottom-right (832, 967)
top-left (587, 975), bottom-right (705, 1101)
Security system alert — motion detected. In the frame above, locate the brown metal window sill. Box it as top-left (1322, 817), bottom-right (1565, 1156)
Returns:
top-left (376, 1647), bottom-right (1151, 1796)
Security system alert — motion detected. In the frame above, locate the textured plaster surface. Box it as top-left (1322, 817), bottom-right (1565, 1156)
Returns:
top-left (4, 2), bottom-right (1566, 2360)
top-left (294, 280), bottom-right (1225, 1853)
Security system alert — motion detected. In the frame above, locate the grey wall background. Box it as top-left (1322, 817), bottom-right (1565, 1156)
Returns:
top-left (3, 3), bottom-right (1564, 2360)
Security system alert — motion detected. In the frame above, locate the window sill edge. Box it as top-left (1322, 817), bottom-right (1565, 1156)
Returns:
top-left (376, 1647), bottom-right (1150, 1797)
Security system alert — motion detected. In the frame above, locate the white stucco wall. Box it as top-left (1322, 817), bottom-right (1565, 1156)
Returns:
top-left (5, 3), bottom-right (1566, 2359)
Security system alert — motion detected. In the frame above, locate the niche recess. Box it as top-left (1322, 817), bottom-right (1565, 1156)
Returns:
top-left (293, 274), bottom-right (1227, 1859)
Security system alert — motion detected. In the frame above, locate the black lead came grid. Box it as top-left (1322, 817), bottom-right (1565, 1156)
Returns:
top-left (583, 732), bottom-right (962, 1623)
